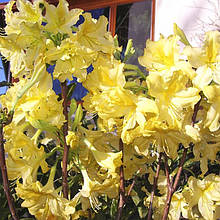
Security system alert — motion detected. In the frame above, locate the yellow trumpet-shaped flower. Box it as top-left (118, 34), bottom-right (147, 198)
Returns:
top-left (4, 0), bottom-right (43, 35)
top-left (4, 123), bottom-right (48, 181)
top-left (83, 62), bottom-right (126, 94)
top-left (184, 31), bottom-right (220, 89)
top-left (83, 138), bottom-right (122, 174)
top-left (46, 36), bottom-right (96, 82)
top-left (0, 78), bottom-right (65, 129)
top-left (0, 36), bottom-right (26, 77)
top-left (43, 0), bottom-right (83, 34)
top-left (66, 131), bottom-right (79, 149)
top-left (169, 192), bottom-right (189, 220)
top-left (146, 73), bottom-right (200, 128)
top-left (80, 168), bottom-right (119, 211)
top-left (16, 165), bottom-right (80, 220)
top-left (183, 174), bottom-right (220, 220)
top-left (76, 13), bottom-right (115, 54)
top-left (139, 35), bottom-right (195, 82)
top-left (203, 85), bottom-right (220, 131)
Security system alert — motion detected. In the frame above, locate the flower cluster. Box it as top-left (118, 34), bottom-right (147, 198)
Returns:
top-left (0, 0), bottom-right (219, 219)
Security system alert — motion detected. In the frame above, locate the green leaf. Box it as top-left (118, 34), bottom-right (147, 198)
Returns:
top-left (28, 119), bottom-right (59, 135)
top-left (173, 23), bottom-right (191, 46)
top-left (110, 199), bottom-right (118, 218)
top-left (132, 195), bottom-right (141, 206)
top-left (72, 104), bottom-right (83, 131)
top-left (68, 98), bottom-right (77, 122)
top-left (123, 39), bottom-right (135, 63)
top-left (67, 83), bottom-right (77, 101)
top-left (138, 206), bottom-right (148, 218)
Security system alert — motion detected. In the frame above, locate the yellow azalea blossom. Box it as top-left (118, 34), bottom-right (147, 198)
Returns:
top-left (83, 62), bottom-right (126, 94)
top-left (4, 0), bottom-right (43, 35)
top-left (0, 35), bottom-right (26, 77)
top-left (183, 174), bottom-right (220, 220)
top-left (144, 193), bottom-right (165, 219)
top-left (80, 168), bottom-right (102, 211)
top-left (141, 119), bottom-right (193, 159)
top-left (83, 138), bottom-right (122, 174)
top-left (3, 123), bottom-right (48, 180)
top-left (184, 31), bottom-right (220, 89)
top-left (46, 36), bottom-right (96, 82)
top-left (121, 95), bottom-right (158, 144)
top-left (83, 86), bottom-right (158, 144)
top-left (43, 0), bottom-right (83, 34)
top-left (169, 192), bottom-right (189, 220)
top-left (66, 131), bottom-right (79, 149)
top-left (193, 127), bottom-right (220, 175)
top-left (146, 72), bottom-right (200, 128)
top-left (16, 166), bottom-right (80, 220)
top-left (80, 168), bottom-right (119, 211)
top-left (203, 85), bottom-right (220, 131)
top-left (123, 143), bottom-right (149, 180)
top-left (148, 170), bottom-right (167, 195)
top-left (0, 78), bottom-right (65, 129)
top-left (76, 13), bottom-right (115, 54)
top-left (139, 34), bottom-right (195, 82)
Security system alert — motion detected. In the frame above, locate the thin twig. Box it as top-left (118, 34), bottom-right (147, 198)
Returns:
top-left (191, 99), bottom-right (201, 127)
top-left (0, 125), bottom-right (19, 220)
top-left (147, 153), bottom-right (162, 220)
top-left (61, 81), bottom-right (70, 199)
top-left (161, 148), bottom-right (188, 220)
top-left (127, 178), bottom-right (136, 197)
top-left (115, 138), bottom-right (126, 220)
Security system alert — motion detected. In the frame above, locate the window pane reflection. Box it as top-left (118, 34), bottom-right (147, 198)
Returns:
top-left (116, 1), bottom-right (152, 71)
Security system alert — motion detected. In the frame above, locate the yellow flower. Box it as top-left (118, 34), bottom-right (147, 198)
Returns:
top-left (46, 36), bottom-right (96, 82)
top-left (43, 0), bottom-right (83, 34)
top-left (66, 131), bottom-right (79, 149)
top-left (4, 0), bottom-right (43, 35)
top-left (192, 127), bottom-right (220, 175)
top-left (169, 192), bottom-right (189, 220)
top-left (16, 166), bottom-right (80, 220)
top-left (83, 61), bottom-right (126, 94)
top-left (123, 143), bottom-right (150, 180)
top-left (0, 35), bottom-right (26, 77)
top-left (139, 35), bottom-right (195, 81)
top-left (184, 31), bottom-right (220, 89)
top-left (184, 175), bottom-right (220, 220)
top-left (76, 13), bottom-right (115, 54)
top-left (203, 85), bottom-right (220, 131)
top-left (0, 78), bottom-right (65, 129)
top-left (146, 72), bottom-right (200, 128)
top-left (83, 138), bottom-right (122, 174)
top-left (80, 168), bottom-right (119, 211)
top-left (4, 123), bottom-right (48, 180)
top-left (141, 119), bottom-right (192, 159)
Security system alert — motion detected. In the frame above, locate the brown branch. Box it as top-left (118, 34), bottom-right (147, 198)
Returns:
top-left (161, 148), bottom-right (188, 220)
top-left (147, 153), bottom-right (162, 220)
top-left (0, 125), bottom-right (19, 220)
top-left (127, 178), bottom-right (136, 197)
top-left (115, 138), bottom-right (126, 220)
top-left (191, 98), bottom-right (201, 127)
top-left (61, 81), bottom-right (70, 199)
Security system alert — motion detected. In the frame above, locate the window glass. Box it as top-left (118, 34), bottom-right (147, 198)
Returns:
top-left (116, 1), bottom-right (152, 71)
top-left (0, 0), bottom-right (9, 3)
top-left (76, 7), bottom-right (110, 26)
top-left (87, 8), bottom-right (109, 20)
top-left (0, 58), bottom-right (7, 95)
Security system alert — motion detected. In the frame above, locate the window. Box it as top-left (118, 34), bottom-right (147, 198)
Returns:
top-left (0, 8), bottom-right (9, 95)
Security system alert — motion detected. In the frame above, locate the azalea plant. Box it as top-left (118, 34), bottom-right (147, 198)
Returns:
top-left (0, 0), bottom-right (220, 219)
